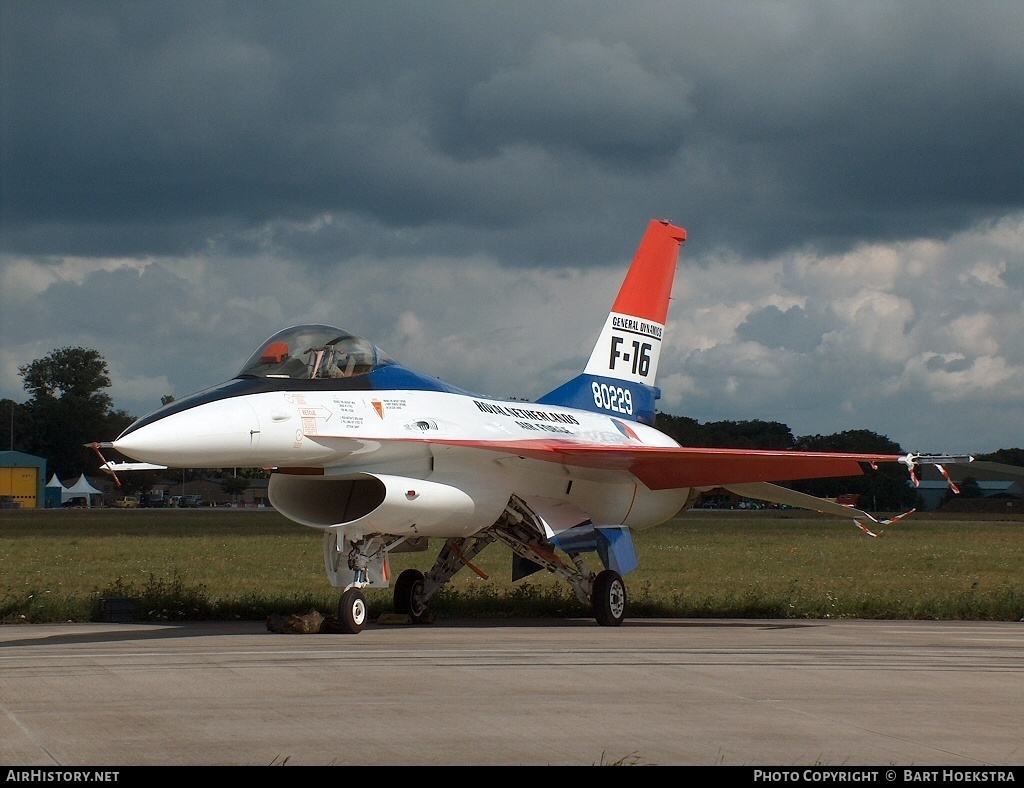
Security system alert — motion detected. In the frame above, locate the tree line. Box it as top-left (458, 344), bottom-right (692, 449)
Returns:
top-left (656, 415), bottom-right (911, 510)
top-left (2, 347), bottom-right (1020, 508)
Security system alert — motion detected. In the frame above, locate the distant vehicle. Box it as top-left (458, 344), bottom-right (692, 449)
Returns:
top-left (62, 497), bottom-right (87, 508)
top-left (113, 495), bottom-right (139, 508)
top-left (140, 492), bottom-right (169, 508)
top-left (176, 494), bottom-right (204, 508)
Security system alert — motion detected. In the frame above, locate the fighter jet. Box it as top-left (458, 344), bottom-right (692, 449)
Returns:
top-left (94, 220), bottom-right (968, 632)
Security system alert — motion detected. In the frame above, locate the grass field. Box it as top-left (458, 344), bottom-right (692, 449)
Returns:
top-left (2, 507), bottom-right (1022, 624)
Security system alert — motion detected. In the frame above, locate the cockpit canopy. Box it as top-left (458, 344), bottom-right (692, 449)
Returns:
top-left (236, 325), bottom-right (393, 381)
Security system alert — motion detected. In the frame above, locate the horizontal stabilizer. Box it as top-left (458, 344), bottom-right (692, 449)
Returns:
top-left (721, 481), bottom-right (914, 537)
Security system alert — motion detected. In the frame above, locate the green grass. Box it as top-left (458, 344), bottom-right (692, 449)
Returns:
top-left (2, 507), bottom-right (1022, 623)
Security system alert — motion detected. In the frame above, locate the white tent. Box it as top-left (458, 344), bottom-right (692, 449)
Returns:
top-left (46, 474), bottom-right (68, 508)
top-left (63, 474), bottom-right (103, 507)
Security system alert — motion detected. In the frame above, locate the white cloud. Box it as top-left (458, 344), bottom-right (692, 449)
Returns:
top-left (654, 215), bottom-right (1024, 450)
top-left (890, 352), bottom-right (1021, 402)
top-left (2, 214), bottom-right (1023, 455)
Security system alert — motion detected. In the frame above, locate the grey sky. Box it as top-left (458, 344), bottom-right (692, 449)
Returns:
top-left (2, 1), bottom-right (1023, 455)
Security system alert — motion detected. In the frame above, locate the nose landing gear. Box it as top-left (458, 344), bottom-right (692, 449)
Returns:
top-left (338, 587), bottom-right (368, 633)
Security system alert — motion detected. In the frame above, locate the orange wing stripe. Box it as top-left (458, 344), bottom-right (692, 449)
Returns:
top-left (407, 438), bottom-right (899, 491)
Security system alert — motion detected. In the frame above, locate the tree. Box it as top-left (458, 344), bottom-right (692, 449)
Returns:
top-left (656, 413), bottom-right (795, 449)
top-left (941, 475), bottom-right (983, 507)
top-left (17, 347), bottom-right (134, 480)
top-left (789, 429), bottom-right (916, 511)
top-left (21, 347), bottom-right (113, 403)
top-left (792, 429), bottom-right (904, 454)
top-left (220, 474), bottom-right (251, 505)
top-left (0, 398), bottom-right (32, 453)
top-left (656, 414), bottom-right (918, 512)
top-left (958, 476), bottom-right (983, 497)
top-left (975, 448), bottom-right (1024, 467)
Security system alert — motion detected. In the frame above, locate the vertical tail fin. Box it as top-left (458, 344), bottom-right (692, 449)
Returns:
top-left (537, 220), bottom-right (686, 426)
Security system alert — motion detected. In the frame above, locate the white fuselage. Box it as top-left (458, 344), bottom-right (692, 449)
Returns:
top-left (113, 388), bottom-right (692, 539)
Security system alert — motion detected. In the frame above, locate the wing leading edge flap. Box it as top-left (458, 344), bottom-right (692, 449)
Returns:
top-left (420, 438), bottom-right (897, 489)
top-left (721, 482), bottom-right (914, 537)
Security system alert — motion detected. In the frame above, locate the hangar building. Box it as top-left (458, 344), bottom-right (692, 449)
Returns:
top-left (0, 451), bottom-right (47, 509)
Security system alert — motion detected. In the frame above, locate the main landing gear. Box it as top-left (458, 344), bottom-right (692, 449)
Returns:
top-left (592, 569), bottom-right (626, 627)
top-left (336, 554), bottom-right (626, 633)
top-left (393, 568), bottom-right (432, 623)
top-left (332, 498), bottom-right (630, 633)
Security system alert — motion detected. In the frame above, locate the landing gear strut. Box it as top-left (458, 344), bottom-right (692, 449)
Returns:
top-left (492, 498), bottom-right (629, 627)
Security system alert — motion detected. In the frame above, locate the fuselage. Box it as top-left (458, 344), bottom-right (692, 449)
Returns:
top-left (112, 369), bottom-right (691, 539)
top-left (114, 382), bottom-right (679, 469)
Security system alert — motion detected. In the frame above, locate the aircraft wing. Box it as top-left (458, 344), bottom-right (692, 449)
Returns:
top-left (420, 438), bottom-right (903, 490)
top-left (418, 439), bottom-right (947, 535)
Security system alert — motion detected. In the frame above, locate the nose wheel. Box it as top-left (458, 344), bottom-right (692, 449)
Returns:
top-left (338, 587), bottom-right (368, 633)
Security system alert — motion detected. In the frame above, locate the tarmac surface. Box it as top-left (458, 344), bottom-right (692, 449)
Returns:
top-left (0, 617), bottom-right (1021, 767)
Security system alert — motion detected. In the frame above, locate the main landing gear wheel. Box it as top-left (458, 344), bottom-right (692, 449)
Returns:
top-left (393, 568), bottom-right (431, 623)
top-left (338, 587), bottom-right (368, 634)
top-left (592, 569), bottom-right (626, 627)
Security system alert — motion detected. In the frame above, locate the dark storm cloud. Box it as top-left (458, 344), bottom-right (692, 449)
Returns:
top-left (736, 305), bottom-right (831, 354)
top-left (3, 1), bottom-right (1024, 266)
top-left (2, 1), bottom-right (1024, 455)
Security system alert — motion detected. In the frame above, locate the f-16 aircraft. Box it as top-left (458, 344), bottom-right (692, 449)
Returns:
top-left (93, 220), bottom-right (968, 633)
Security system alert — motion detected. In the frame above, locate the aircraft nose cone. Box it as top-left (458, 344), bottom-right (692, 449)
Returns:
top-left (113, 398), bottom-right (261, 468)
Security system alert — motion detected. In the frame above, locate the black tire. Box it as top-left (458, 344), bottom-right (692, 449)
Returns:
top-left (393, 568), bottom-right (430, 623)
top-left (592, 569), bottom-right (627, 627)
top-left (338, 587), bottom-right (368, 634)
